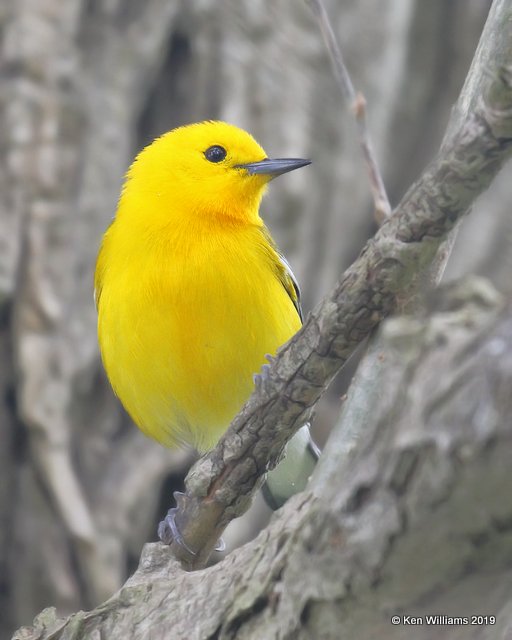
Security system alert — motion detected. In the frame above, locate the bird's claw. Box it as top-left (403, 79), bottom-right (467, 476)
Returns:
top-left (157, 491), bottom-right (226, 555)
top-left (158, 507), bottom-right (197, 555)
top-left (158, 491), bottom-right (196, 555)
top-left (215, 537), bottom-right (226, 552)
top-left (254, 363), bottom-right (271, 389)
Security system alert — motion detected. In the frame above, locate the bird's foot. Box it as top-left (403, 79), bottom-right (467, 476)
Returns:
top-left (157, 491), bottom-right (226, 554)
top-left (254, 362), bottom-right (272, 390)
top-left (157, 491), bottom-right (196, 555)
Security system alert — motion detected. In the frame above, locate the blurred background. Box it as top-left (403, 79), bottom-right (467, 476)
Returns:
top-left (1, 0), bottom-right (506, 636)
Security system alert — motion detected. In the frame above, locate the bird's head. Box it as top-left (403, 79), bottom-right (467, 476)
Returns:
top-left (119, 121), bottom-right (310, 228)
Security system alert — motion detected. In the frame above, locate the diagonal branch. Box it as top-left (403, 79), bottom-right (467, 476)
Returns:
top-left (168, 0), bottom-right (512, 569)
top-left (15, 281), bottom-right (512, 639)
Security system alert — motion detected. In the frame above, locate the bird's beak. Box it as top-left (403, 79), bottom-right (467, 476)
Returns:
top-left (236, 157), bottom-right (311, 178)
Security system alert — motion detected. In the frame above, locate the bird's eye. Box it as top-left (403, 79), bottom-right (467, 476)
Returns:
top-left (204, 145), bottom-right (227, 163)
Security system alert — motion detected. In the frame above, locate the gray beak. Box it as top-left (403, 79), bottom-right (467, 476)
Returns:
top-left (236, 157), bottom-right (311, 178)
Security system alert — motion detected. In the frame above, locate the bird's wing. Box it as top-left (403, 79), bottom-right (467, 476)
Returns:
top-left (277, 251), bottom-right (303, 322)
top-left (260, 226), bottom-right (303, 323)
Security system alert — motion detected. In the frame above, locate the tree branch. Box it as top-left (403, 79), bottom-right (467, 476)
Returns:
top-left (14, 278), bottom-right (512, 639)
top-left (167, 0), bottom-right (512, 570)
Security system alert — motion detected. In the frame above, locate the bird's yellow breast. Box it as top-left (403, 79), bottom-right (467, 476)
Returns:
top-left (96, 219), bottom-right (300, 451)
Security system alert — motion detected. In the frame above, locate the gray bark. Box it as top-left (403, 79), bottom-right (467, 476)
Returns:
top-left (13, 277), bottom-right (512, 640)
top-left (1, 0), bottom-right (506, 638)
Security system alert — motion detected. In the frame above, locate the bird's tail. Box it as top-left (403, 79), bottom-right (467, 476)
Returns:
top-left (262, 424), bottom-right (320, 510)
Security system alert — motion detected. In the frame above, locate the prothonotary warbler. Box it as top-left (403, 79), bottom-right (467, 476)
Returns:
top-left (95, 120), bottom-right (318, 513)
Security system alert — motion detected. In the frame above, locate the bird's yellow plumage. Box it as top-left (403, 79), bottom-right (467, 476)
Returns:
top-left (95, 121), bottom-right (309, 451)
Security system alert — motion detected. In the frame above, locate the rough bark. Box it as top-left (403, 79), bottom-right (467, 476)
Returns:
top-left (13, 277), bottom-right (512, 640)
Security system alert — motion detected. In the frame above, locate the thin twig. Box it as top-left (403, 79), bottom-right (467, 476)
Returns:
top-left (305, 0), bottom-right (392, 224)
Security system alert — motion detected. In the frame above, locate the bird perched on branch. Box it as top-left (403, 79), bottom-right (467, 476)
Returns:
top-left (95, 120), bottom-right (317, 524)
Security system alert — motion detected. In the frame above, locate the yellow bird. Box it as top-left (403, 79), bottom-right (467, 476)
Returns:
top-left (95, 120), bottom-right (316, 509)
